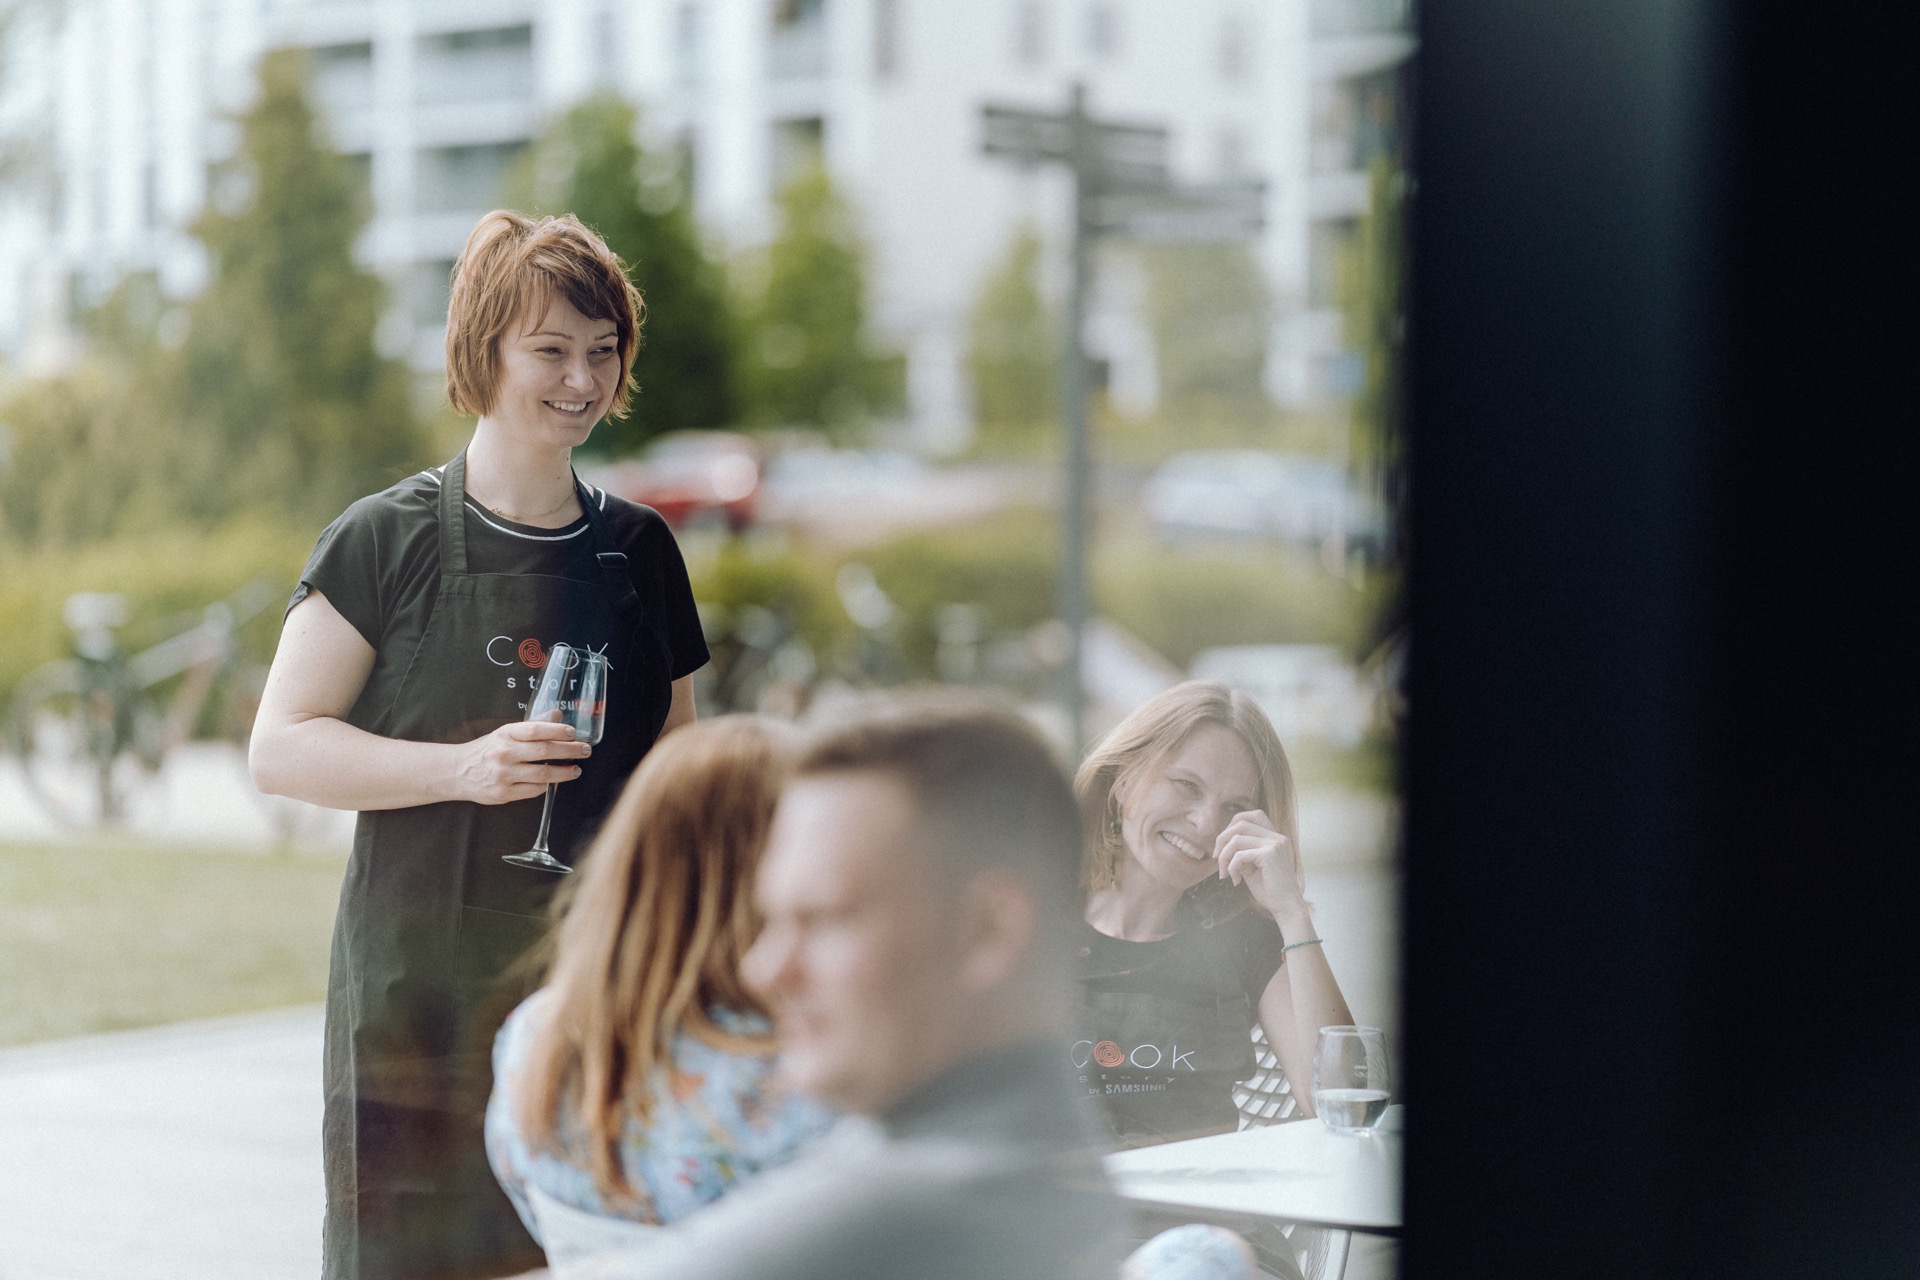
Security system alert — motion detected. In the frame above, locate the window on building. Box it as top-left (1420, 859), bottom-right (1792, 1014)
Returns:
top-left (874, 0), bottom-right (902, 81)
top-left (770, 0), bottom-right (827, 79)
top-left (674, 3), bottom-right (702, 88)
top-left (310, 41), bottom-right (374, 119)
top-left (411, 258), bottom-right (458, 329)
top-left (592, 2), bottom-right (620, 89)
top-left (770, 117), bottom-right (825, 190)
top-left (1218, 10), bottom-right (1251, 83)
top-left (1014, 0), bottom-right (1048, 68)
top-left (1085, 1), bottom-right (1121, 59)
top-left (415, 142), bottom-right (528, 215)
top-left (1216, 124), bottom-right (1248, 177)
top-left (341, 153), bottom-right (374, 209)
top-left (414, 26), bottom-right (534, 106)
top-left (773, 0), bottom-right (825, 31)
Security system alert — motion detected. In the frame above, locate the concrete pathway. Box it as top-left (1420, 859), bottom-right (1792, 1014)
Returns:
top-left (0, 1006), bottom-right (324, 1280)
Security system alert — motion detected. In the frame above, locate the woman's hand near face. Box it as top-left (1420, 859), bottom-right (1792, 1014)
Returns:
top-left (451, 719), bottom-right (592, 805)
top-left (1214, 810), bottom-right (1311, 932)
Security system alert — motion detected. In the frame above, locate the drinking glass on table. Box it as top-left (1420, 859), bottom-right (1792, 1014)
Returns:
top-left (1313, 1025), bottom-right (1392, 1134)
top-left (503, 644), bottom-right (607, 874)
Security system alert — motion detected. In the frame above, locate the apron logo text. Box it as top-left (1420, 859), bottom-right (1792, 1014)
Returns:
top-left (1071, 1039), bottom-right (1199, 1072)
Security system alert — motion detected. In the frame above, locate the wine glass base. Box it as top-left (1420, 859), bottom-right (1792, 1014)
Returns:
top-left (502, 851), bottom-right (573, 874)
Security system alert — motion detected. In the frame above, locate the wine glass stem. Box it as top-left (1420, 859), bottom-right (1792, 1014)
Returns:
top-left (530, 783), bottom-right (557, 854)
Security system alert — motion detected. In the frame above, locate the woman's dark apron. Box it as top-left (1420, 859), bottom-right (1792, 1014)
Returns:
top-left (322, 454), bottom-right (672, 1280)
top-left (1073, 920), bottom-right (1259, 1148)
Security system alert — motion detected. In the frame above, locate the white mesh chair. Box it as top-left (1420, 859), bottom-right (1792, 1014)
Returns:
top-left (1229, 1026), bottom-right (1351, 1280)
top-left (1233, 1023), bottom-right (1304, 1129)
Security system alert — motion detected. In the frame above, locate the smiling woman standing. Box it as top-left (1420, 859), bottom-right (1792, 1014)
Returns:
top-left (249, 212), bottom-right (708, 1280)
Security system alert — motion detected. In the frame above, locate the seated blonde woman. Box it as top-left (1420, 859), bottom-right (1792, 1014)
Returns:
top-left (485, 716), bottom-right (834, 1263)
top-left (1072, 680), bottom-right (1355, 1146)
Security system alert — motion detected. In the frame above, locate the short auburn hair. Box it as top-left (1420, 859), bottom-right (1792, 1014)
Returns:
top-left (444, 210), bottom-right (645, 419)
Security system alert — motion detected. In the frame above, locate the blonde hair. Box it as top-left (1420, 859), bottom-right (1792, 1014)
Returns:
top-left (1074, 680), bottom-right (1300, 923)
top-left (444, 210), bottom-right (645, 420)
top-left (516, 715), bottom-right (798, 1206)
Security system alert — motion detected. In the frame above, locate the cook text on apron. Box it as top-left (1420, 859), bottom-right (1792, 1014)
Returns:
top-left (1071, 918), bottom-right (1260, 1148)
top-left (321, 454), bottom-right (673, 1280)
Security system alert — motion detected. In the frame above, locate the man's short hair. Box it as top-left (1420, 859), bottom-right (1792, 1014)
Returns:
top-left (797, 694), bottom-right (1083, 920)
top-left (444, 210), bottom-right (644, 420)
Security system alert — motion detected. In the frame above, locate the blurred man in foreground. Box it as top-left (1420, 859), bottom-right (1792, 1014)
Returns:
top-left (575, 697), bottom-right (1124, 1279)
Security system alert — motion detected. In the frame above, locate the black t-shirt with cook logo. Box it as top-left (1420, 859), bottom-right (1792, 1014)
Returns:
top-left (1070, 902), bottom-right (1285, 1146)
top-left (290, 465), bottom-right (710, 730)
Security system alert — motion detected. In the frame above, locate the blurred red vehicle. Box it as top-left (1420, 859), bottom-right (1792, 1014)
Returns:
top-left (582, 432), bottom-right (761, 533)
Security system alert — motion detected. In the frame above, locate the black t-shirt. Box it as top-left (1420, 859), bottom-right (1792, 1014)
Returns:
top-left (292, 466), bottom-right (710, 710)
top-left (1070, 903), bottom-right (1285, 1144)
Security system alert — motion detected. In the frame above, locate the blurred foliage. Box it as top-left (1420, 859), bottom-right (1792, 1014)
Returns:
top-left (862, 510), bottom-right (1062, 674)
top-left (1341, 157), bottom-right (1407, 493)
top-left (165, 48), bottom-right (422, 525)
top-left (514, 95), bottom-right (739, 454)
top-left (734, 168), bottom-right (902, 438)
top-left (0, 48), bottom-right (421, 557)
top-left (1139, 241), bottom-right (1273, 427)
top-left (0, 516), bottom-right (309, 706)
top-left (1096, 536), bottom-right (1381, 669)
top-left (0, 351), bottom-right (174, 546)
top-left (684, 535), bottom-right (850, 658)
top-left (814, 509), bottom-right (1376, 680)
top-left (966, 224), bottom-right (1059, 456)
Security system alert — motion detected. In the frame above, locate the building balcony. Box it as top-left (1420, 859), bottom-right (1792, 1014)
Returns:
top-left (768, 21), bottom-right (827, 81)
top-left (410, 99), bottom-right (537, 149)
top-left (1311, 31), bottom-right (1417, 82)
top-left (1312, 0), bottom-right (1411, 38)
top-left (1309, 170), bottom-right (1372, 220)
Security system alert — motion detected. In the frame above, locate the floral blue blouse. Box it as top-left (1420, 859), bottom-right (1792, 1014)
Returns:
top-left (485, 988), bottom-right (836, 1238)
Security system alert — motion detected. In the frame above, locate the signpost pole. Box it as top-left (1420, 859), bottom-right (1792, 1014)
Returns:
top-left (981, 86), bottom-right (1259, 758)
top-left (1060, 83), bottom-right (1091, 757)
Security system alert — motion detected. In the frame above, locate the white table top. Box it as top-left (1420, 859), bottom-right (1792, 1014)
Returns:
top-left (1103, 1108), bottom-right (1403, 1233)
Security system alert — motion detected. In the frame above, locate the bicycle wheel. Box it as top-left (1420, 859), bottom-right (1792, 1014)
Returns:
top-left (9, 660), bottom-right (161, 828)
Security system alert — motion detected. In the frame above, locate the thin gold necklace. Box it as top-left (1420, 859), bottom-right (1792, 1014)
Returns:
top-left (482, 487), bottom-right (576, 524)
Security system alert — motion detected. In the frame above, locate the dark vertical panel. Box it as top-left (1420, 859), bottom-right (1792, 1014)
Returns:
top-left (1682, 5), bottom-right (1920, 1277)
top-left (1398, 0), bottom-right (1711, 1273)
top-left (1402, 1), bottom-right (1919, 1276)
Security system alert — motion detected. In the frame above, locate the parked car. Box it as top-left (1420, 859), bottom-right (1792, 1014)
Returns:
top-left (1143, 449), bottom-right (1385, 555)
top-left (583, 431), bottom-right (760, 533)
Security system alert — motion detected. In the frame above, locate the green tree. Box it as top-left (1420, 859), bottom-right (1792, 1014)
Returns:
top-left (965, 224), bottom-right (1058, 454)
top-left (736, 167), bottom-right (900, 437)
top-left (0, 363), bottom-right (156, 547)
top-left (1342, 158), bottom-right (1406, 480)
top-left (519, 95), bottom-right (738, 453)
top-left (165, 47), bottom-right (420, 524)
top-left (1141, 241), bottom-right (1272, 425)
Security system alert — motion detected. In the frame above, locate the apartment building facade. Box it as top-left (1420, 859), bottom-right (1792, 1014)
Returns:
top-left (0, 0), bottom-right (1411, 447)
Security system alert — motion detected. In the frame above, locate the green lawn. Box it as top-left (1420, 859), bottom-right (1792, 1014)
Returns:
top-left (0, 839), bottom-right (345, 1048)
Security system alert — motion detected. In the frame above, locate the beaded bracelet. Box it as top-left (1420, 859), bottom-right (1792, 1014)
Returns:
top-left (1281, 936), bottom-right (1324, 954)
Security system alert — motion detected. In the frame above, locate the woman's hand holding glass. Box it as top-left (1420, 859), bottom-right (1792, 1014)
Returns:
top-left (504, 645), bottom-right (609, 873)
top-left (1213, 809), bottom-right (1311, 930)
top-left (456, 718), bottom-right (592, 805)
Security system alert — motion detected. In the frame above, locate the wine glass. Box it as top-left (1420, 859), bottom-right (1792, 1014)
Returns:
top-left (1313, 1025), bottom-right (1392, 1134)
top-left (503, 644), bottom-right (608, 874)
